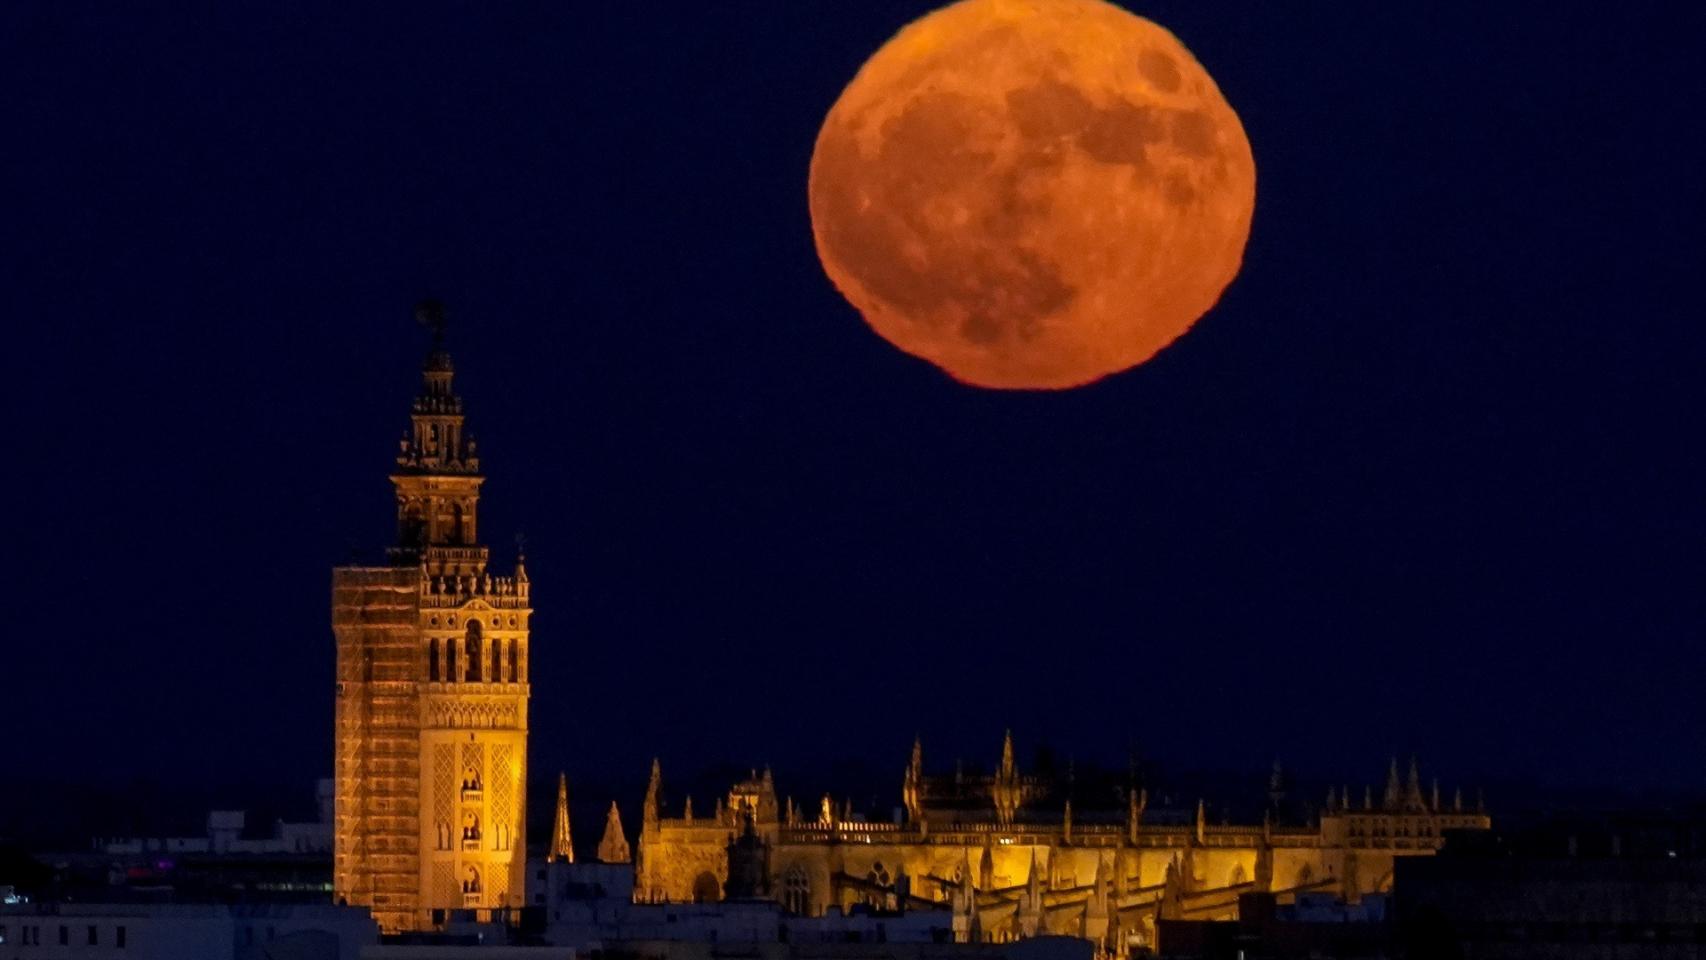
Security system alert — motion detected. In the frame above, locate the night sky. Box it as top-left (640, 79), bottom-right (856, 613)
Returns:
top-left (6, 1), bottom-right (1704, 832)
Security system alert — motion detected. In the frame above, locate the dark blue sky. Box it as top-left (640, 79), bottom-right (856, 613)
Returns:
top-left (5, 1), bottom-right (1703, 822)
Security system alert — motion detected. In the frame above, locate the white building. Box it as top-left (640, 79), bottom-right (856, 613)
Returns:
top-left (0, 902), bottom-right (374, 959)
top-left (96, 780), bottom-right (335, 857)
top-left (528, 860), bottom-right (962, 949)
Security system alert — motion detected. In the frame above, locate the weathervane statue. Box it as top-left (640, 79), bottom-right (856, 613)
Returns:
top-left (415, 298), bottom-right (448, 347)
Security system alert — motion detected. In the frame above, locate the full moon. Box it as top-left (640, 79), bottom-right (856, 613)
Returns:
top-left (809, 0), bottom-right (1255, 390)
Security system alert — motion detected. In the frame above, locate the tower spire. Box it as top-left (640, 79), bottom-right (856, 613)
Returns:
top-left (598, 801), bottom-right (632, 863)
top-left (644, 758), bottom-right (662, 830)
top-left (994, 730), bottom-right (1021, 826)
top-left (904, 736), bottom-right (925, 825)
top-left (549, 773), bottom-right (573, 863)
top-left (391, 301), bottom-right (484, 565)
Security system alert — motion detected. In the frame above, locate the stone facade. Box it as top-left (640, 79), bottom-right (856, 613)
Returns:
top-left (635, 736), bottom-right (1488, 954)
top-left (333, 311), bottom-right (532, 932)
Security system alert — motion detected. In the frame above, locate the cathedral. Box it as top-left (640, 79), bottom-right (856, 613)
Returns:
top-left (333, 321), bottom-right (1488, 941)
top-left (332, 308), bottom-right (532, 932)
top-left (629, 735), bottom-right (1489, 950)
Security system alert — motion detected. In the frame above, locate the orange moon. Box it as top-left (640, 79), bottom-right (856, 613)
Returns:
top-left (809, 0), bottom-right (1255, 390)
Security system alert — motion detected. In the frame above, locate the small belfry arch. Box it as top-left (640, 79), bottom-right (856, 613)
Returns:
top-left (464, 620), bottom-right (482, 682)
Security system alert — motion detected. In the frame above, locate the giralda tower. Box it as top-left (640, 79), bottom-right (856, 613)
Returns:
top-left (332, 305), bottom-right (531, 932)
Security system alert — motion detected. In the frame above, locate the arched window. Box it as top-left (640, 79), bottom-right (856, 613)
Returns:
top-left (447, 639), bottom-right (457, 682)
top-left (463, 866), bottom-right (481, 894)
top-left (692, 872), bottom-right (720, 904)
top-left (401, 503), bottom-right (426, 547)
top-left (428, 638), bottom-right (440, 682)
top-left (490, 637), bottom-right (501, 683)
top-left (465, 621), bottom-right (482, 682)
top-left (782, 865), bottom-right (811, 915)
top-left (509, 639), bottom-right (519, 682)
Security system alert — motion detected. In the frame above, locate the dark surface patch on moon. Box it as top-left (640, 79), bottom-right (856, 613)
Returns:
top-left (813, 89), bottom-right (1079, 350)
top-left (1077, 98), bottom-right (1167, 169)
top-left (1006, 79), bottom-right (1097, 142)
top-left (1138, 50), bottom-right (1182, 93)
top-left (878, 91), bottom-right (996, 191)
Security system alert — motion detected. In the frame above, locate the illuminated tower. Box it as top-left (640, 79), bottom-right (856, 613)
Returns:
top-left (333, 305), bottom-right (532, 932)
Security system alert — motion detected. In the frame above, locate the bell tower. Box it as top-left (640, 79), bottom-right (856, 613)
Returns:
top-left (333, 303), bottom-right (532, 932)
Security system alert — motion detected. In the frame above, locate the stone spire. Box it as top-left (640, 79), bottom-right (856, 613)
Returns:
top-left (903, 736), bottom-right (925, 824)
top-left (1194, 798), bottom-right (1206, 845)
top-left (979, 834), bottom-right (995, 890)
top-left (757, 766), bottom-right (779, 824)
top-left (952, 849), bottom-right (979, 944)
top-left (1383, 757), bottom-right (1402, 810)
top-left (993, 730), bottom-right (1021, 826)
top-left (1084, 852), bottom-right (1112, 945)
top-left (1159, 856), bottom-right (1185, 921)
top-left (548, 773), bottom-right (573, 863)
top-left (1063, 799), bottom-right (1073, 844)
top-left (1405, 757), bottom-right (1426, 811)
top-left (1020, 849), bottom-right (1043, 936)
top-left (643, 758), bottom-right (662, 830)
top-left (598, 801), bottom-right (631, 864)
